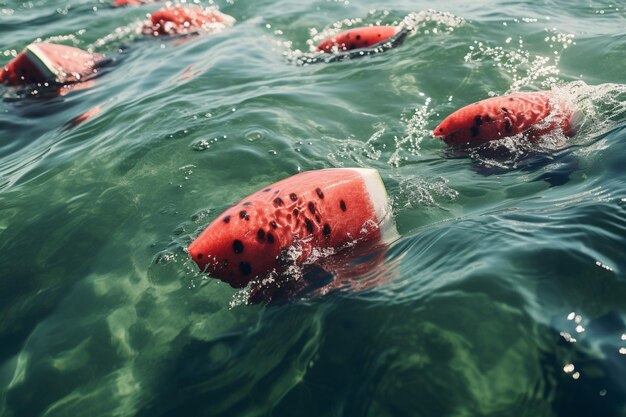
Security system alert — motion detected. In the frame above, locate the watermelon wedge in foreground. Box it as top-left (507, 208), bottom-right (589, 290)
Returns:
top-left (188, 168), bottom-right (396, 289)
top-left (434, 91), bottom-right (580, 146)
top-left (0, 42), bottom-right (104, 86)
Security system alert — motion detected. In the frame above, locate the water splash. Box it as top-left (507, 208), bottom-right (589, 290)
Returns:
top-left (464, 27), bottom-right (575, 91)
top-left (91, 22), bottom-right (144, 50)
top-left (389, 174), bottom-right (458, 211)
top-left (388, 96), bottom-right (432, 167)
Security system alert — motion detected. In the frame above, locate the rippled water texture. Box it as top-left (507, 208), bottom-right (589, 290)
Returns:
top-left (1, 0), bottom-right (626, 416)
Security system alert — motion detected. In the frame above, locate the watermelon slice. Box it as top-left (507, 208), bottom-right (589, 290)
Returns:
top-left (188, 168), bottom-right (395, 289)
top-left (316, 26), bottom-right (403, 53)
top-left (433, 91), bottom-right (578, 146)
top-left (143, 6), bottom-right (235, 36)
top-left (112, 0), bottom-right (152, 7)
top-left (0, 42), bottom-right (104, 87)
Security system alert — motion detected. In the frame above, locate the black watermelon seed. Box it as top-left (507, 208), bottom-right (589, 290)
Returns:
top-left (315, 215), bottom-right (321, 223)
top-left (273, 197), bottom-right (284, 207)
top-left (323, 224), bottom-right (331, 237)
top-left (239, 262), bottom-right (252, 275)
top-left (263, 188), bottom-right (271, 192)
top-left (475, 115), bottom-right (483, 126)
top-left (439, 127), bottom-right (444, 133)
top-left (293, 208), bottom-right (299, 216)
top-left (305, 218), bottom-right (314, 233)
top-left (270, 221), bottom-right (278, 229)
top-left (470, 126), bottom-right (479, 137)
top-left (197, 253), bottom-right (203, 259)
top-left (315, 188), bottom-right (324, 199)
top-left (340, 200), bottom-right (347, 212)
top-left (233, 239), bottom-right (244, 254)
top-left (509, 97), bottom-right (514, 101)
top-left (222, 259), bottom-right (229, 267)
top-left (257, 229), bottom-right (265, 241)
top-left (267, 233), bottom-right (275, 244)
top-left (308, 202), bottom-right (316, 214)
top-left (239, 210), bottom-right (249, 220)
top-left (501, 107), bottom-right (509, 114)
top-left (356, 35), bottom-right (361, 40)
top-left (223, 215), bottom-right (231, 223)
top-left (243, 202), bottom-right (252, 206)
top-left (289, 193), bottom-right (298, 201)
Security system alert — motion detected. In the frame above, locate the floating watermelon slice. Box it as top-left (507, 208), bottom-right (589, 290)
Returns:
top-left (0, 42), bottom-right (104, 87)
top-left (143, 6), bottom-right (235, 36)
top-left (433, 91), bottom-right (579, 146)
top-left (188, 168), bottom-right (395, 289)
top-left (316, 26), bottom-right (404, 53)
top-left (112, 0), bottom-right (153, 7)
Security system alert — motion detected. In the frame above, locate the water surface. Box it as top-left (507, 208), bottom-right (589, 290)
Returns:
top-left (1, 0), bottom-right (626, 416)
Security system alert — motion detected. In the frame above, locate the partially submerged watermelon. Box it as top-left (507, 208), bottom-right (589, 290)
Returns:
top-left (434, 91), bottom-right (579, 146)
top-left (143, 6), bottom-right (235, 36)
top-left (316, 26), bottom-right (403, 53)
top-left (0, 42), bottom-right (104, 86)
top-left (188, 168), bottom-right (395, 289)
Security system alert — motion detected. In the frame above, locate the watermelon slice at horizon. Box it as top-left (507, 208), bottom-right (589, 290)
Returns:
top-left (316, 26), bottom-right (403, 53)
top-left (143, 5), bottom-right (235, 36)
top-left (188, 168), bottom-right (396, 289)
top-left (0, 42), bottom-right (104, 86)
top-left (433, 91), bottom-right (579, 146)
top-left (112, 0), bottom-right (153, 7)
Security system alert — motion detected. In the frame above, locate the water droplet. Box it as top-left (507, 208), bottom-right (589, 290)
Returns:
top-left (245, 131), bottom-right (264, 142)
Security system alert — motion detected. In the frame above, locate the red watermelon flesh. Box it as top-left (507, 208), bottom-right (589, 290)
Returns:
top-left (316, 26), bottom-right (401, 53)
top-left (188, 168), bottom-right (394, 289)
top-left (0, 48), bottom-right (51, 86)
top-left (0, 42), bottom-right (103, 86)
top-left (433, 91), bottom-right (578, 146)
top-left (143, 6), bottom-right (235, 36)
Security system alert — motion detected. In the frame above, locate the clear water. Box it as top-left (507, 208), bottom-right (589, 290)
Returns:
top-left (1, 0), bottom-right (626, 416)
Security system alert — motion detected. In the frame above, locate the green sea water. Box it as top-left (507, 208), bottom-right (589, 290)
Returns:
top-left (1, 0), bottom-right (626, 416)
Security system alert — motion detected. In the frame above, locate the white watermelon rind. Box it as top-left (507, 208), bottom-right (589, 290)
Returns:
top-left (346, 167), bottom-right (399, 242)
top-left (24, 43), bottom-right (62, 83)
